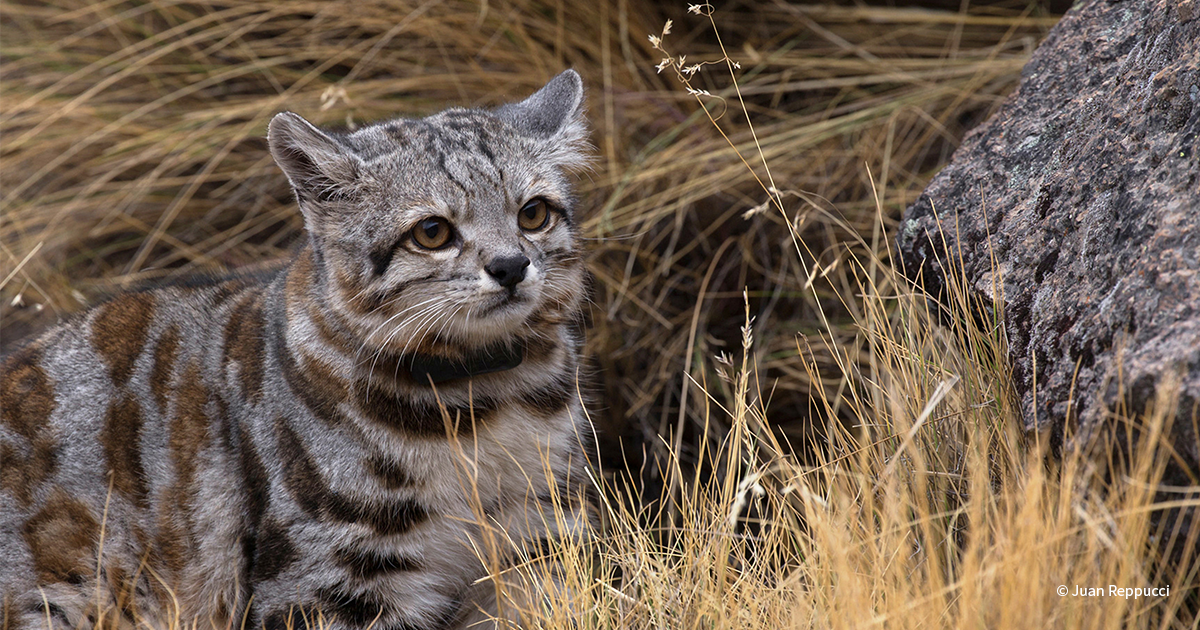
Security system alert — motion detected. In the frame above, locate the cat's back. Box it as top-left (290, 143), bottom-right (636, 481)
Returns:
top-left (0, 269), bottom-right (280, 620)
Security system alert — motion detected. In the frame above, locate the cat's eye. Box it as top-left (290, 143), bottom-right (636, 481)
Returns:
top-left (518, 198), bottom-right (551, 232)
top-left (412, 217), bottom-right (454, 250)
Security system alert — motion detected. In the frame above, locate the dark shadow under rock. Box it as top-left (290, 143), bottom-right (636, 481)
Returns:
top-left (897, 0), bottom-right (1200, 478)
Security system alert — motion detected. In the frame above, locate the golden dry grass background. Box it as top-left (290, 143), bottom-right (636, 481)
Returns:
top-left (0, 0), bottom-right (1054, 470)
top-left (5, 0), bottom-right (1200, 627)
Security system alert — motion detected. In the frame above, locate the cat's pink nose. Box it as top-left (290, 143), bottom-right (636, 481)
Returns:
top-left (486, 254), bottom-right (530, 288)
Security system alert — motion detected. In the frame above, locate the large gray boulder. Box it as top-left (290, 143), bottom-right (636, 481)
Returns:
top-left (897, 0), bottom-right (1199, 476)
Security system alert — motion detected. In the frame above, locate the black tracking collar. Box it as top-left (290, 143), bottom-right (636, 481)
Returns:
top-left (408, 340), bottom-right (525, 385)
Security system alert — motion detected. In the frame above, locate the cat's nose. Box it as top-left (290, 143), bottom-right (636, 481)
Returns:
top-left (485, 254), bottom-right (530, 288)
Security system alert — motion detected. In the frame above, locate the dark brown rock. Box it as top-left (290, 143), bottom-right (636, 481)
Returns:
top-left (897, 0), bottom-right (1200, 475)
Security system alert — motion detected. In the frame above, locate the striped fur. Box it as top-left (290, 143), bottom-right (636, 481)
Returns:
top-left (1, 71), bottom-right (594, 630)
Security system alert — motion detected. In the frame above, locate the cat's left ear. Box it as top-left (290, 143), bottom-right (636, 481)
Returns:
top-left (497, 70), bottom-right (587, 145)
top-left (268, 111), bottom-right (363, 231)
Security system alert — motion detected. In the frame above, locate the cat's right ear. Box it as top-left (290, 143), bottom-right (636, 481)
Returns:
top-left (496, 70), bottom-right (590, 172)
top-left (496, 70), bottom-right (585, 140)
top-left (268, 112), bottom-right (361, 222)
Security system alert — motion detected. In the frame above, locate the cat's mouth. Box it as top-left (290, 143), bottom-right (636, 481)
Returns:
top-left (479, 286), bottom-right (527, 314)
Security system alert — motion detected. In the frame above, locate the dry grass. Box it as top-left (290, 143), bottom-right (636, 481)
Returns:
top-left (5, 0), bottom-right (1198, 628)
top-left (0, 0), bottom-right (1051, 458)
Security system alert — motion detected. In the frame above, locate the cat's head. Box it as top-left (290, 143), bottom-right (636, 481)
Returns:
top-left (268, 70), bottom-right (590, 357)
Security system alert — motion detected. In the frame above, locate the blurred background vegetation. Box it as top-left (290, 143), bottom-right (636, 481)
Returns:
top-left (1, 0), bottom-right (1063, 488)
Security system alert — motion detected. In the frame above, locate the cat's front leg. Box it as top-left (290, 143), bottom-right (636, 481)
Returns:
top-left (456, 498), bottom-right (593, 629)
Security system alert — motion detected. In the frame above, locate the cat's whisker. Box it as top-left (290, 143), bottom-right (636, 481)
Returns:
top-left (431, 304), bottom-right (466, 345)
top-left (386, 301), bottom-right (457, 359)
top-left (366, 301), bottom-right (448, 375)
top-left (461, 304), bottom-right (479, 343)
top-left (373, 310), bottom-right (443, 383)
top-left (354, 297), bottom-right (441, 354)
top-left (356, 297), bottom-right (445, 365)
top-left (403, 303), bottom-right (463, 356)
top-left (364, 295), bottom-right (445, 340)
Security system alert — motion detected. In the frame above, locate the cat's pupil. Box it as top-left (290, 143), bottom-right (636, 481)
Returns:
top-left (519, 199), bottom-right (549, 231)
top-left (413, 217), bottom-right (453, 249)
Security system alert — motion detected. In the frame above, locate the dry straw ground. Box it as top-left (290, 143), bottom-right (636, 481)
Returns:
top-left (3, 0), bottom-right (1199, 628)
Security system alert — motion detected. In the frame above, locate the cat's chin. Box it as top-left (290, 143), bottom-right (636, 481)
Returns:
top-left (433, 293), bottom-right (546, 346)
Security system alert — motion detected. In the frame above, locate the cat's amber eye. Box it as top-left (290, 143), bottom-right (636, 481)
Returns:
top-left (518, 198), bottom-right (551, 232)
top-left (412, 217), bottom-right (454, 250)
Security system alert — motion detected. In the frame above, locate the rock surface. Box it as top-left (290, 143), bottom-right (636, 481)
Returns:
top-left (897, 0), bottom-right (1200, 476)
